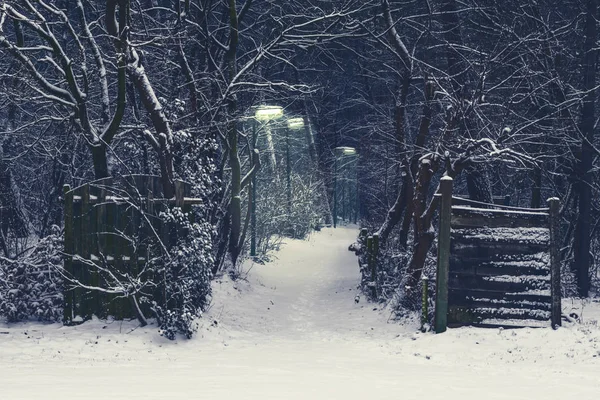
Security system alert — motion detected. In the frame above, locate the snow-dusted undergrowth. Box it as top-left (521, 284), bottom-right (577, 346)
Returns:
top-left (1, 227), bottom-right (599, 399)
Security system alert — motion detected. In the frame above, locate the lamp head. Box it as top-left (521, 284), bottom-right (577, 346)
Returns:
top-left (334, 146), bottom-right (357, 156)
top-left (287, 117), bottom-right (305, 130)
top-left (255, 105), bottom-right (283, 121)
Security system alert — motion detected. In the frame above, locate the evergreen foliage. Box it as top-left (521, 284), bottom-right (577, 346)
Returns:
top-left (151, 208), bottom-right (214, 340)
top-left (0, 227), bottom-right (63, 322)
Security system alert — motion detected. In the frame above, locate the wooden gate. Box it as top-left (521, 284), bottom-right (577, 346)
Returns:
top-left (434, 177), bottom-right (561, 332)
top-left (62, 175), bottom-right (200, 323)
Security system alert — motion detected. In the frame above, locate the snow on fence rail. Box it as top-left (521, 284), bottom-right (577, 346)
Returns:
top-left (62, 175), bottom-right (198, 324)
top-left (434, 177), bottom-right (561, 332)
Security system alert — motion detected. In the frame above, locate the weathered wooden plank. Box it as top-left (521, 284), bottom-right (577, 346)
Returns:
top-left (80, 184), bottom-right (92, 320)
top-left (448, 305), bottom-right (551, 324)
top-left (451, 206), bottom-right (548, 229)
top-left (183, 181), bottom-right (194, 225)
top-left (452, 321), bottom-right (549, 329)
top-left (451, 227), bottom-right (549, 245)
top-left (448, 295), bottom-right (551, 312)
top-left (71, 192), bottom-right (83, 322)
top-left (450, 238), bottom-right (549, 258)
top-left (449, 288), bottom-right (551, 304)
top-left (435, 176), bottom-right (453, 333)
top-left (450, 251), bottom-right (549, 263)
top-left (450, 195), bottom-right (536, 210)
top-left (175, 180), bottom-right (185, 208)
top-left (88, 184), bottom-right (101, 318)
top-left (449, 273), bottom-right (550, 293)
top-left (121, 202), bottom-right (135, 319)
top-left (62, 185), bottom-right (74, 324)
top-left (104, 198), bottom-right (118, 318)
top-left (72, 196), bottom-right (204, 205)
top-left (547, 198), bottom-right (562, 328)
top-left (449, 257), bottom-right (550, 277)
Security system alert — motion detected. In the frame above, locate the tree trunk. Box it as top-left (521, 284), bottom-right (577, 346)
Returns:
top-left (572, 0), bottom-right (596, 298)
top-left (226, 0), bottom-right (243, 265)
top-left (440, 0), bottom-right (492, 204)
top-left (91, 144), bottom-right (110, 179)
top-left (404, 158), bottom-right (437, 291)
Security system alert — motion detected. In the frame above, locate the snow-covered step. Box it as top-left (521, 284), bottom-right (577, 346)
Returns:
top-left (449, 273), bottom-right (550, 293)
top-left (448, 305), bottom-right (552, 325)
top-left (450, 206), bottom-right (549, 229)
top-left (451, 235), bottom-right (549, 257)
top-left (449, 288), bottom-right (552, 304)
top-left (449, 256), bottom-right (550, 277)
top-left (448, 295), bottom-right (552, 312)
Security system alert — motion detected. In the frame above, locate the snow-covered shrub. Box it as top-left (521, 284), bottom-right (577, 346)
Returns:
top-left (0, 226), bottom-right (63, 322)
top-left (143, 128), bottom-right (218, 339)
top-left (355, 235), bottom-right (406, 303)
top-left (150, 208), bottom-right (214, 340)
top-left (353, 228), bottom-right (434, 315)
top-left (252, 173), bottom-right (321, 258)
top-left (287, 175), bottom-right (322, 239)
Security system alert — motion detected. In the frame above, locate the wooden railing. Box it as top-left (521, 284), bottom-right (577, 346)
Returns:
top-left (434, 177), bottom-right (561, 332)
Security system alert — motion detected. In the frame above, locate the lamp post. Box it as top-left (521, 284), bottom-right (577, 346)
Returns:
top-left (251, 105), bottom-right (283, 257)
top-left (333, 147), bottom-right (357, 228)
top-left (285, 118), bottom-right (305, 235)
top-left (354, 154), bottom-right (359, 224)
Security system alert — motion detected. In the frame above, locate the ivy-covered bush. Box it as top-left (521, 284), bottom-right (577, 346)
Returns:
top-left (142, 126), bottom-right (218, 340)
top-left (151, 208), bottom-right (214, 340)
top-left (0, 226), bottom-right (63, 322)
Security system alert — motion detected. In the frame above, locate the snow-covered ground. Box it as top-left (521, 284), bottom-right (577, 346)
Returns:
top-left (1, 227), bottom-right (599, 399)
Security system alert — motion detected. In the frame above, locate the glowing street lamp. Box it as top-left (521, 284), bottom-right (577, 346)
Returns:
top-left (335, 146), bottom-right (357, 156)
top-left (286, 117), bottom-right (305, 130)
top-left (255, 105), bottom-right (283, 121)
top-left (333, 146), bottom-right (358, 228)
top-left (251, 105), bottom-right (284, 257)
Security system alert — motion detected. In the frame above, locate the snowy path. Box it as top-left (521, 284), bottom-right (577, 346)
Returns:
top-left (209, 226), bottom-right (399, 344)
top-left (1, 227), bottom-right (600, 399)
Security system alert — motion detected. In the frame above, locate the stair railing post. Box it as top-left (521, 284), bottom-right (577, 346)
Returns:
top-left (434, 176), bottom-right (453, 333)
top-left (421, 275), bottom-right (429, 332)
top-left (548, 197), bottom-right (562, 328)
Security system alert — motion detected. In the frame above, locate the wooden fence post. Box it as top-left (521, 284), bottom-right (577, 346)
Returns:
top-left (421, 276), bottom-right (429, 331)
top-left (366, 235), bottom-right (373, 268)
top-left (548, 197), bottom-right (562, 328)
top-left (372, 233), bottom-right (379, 298)
top-left (91, 183), bottom-right (105, 317)
top-left (63, 184), bottom-right (73, 324)
top-left (175, 180), bottom-right (185, 208)
top-left (366, 235), bottom-right (374, 296)
top-left (81, 184), bottom-right (92, 320)
top-left (435, 176), bottom-right (453, 333)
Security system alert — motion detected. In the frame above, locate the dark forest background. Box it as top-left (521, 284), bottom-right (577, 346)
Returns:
top-left (1, 0), bottom-right (599, 333)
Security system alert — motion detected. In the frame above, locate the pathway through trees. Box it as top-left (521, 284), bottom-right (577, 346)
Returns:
top-left (1, 228), bottom-right (598, 399)
top-left (209, 226), bottom-right (399, 343)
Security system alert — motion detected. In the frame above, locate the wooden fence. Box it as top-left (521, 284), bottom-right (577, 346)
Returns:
top-left (62, 175), bottom-right (201, 324)
top-left (434, 177), bottom-right (561, 332)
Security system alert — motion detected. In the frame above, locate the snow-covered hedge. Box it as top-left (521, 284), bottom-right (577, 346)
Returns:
top-left (0, 227), bottom-right (63, 322)
top-left (150, 207), bottom-right (214, 340)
